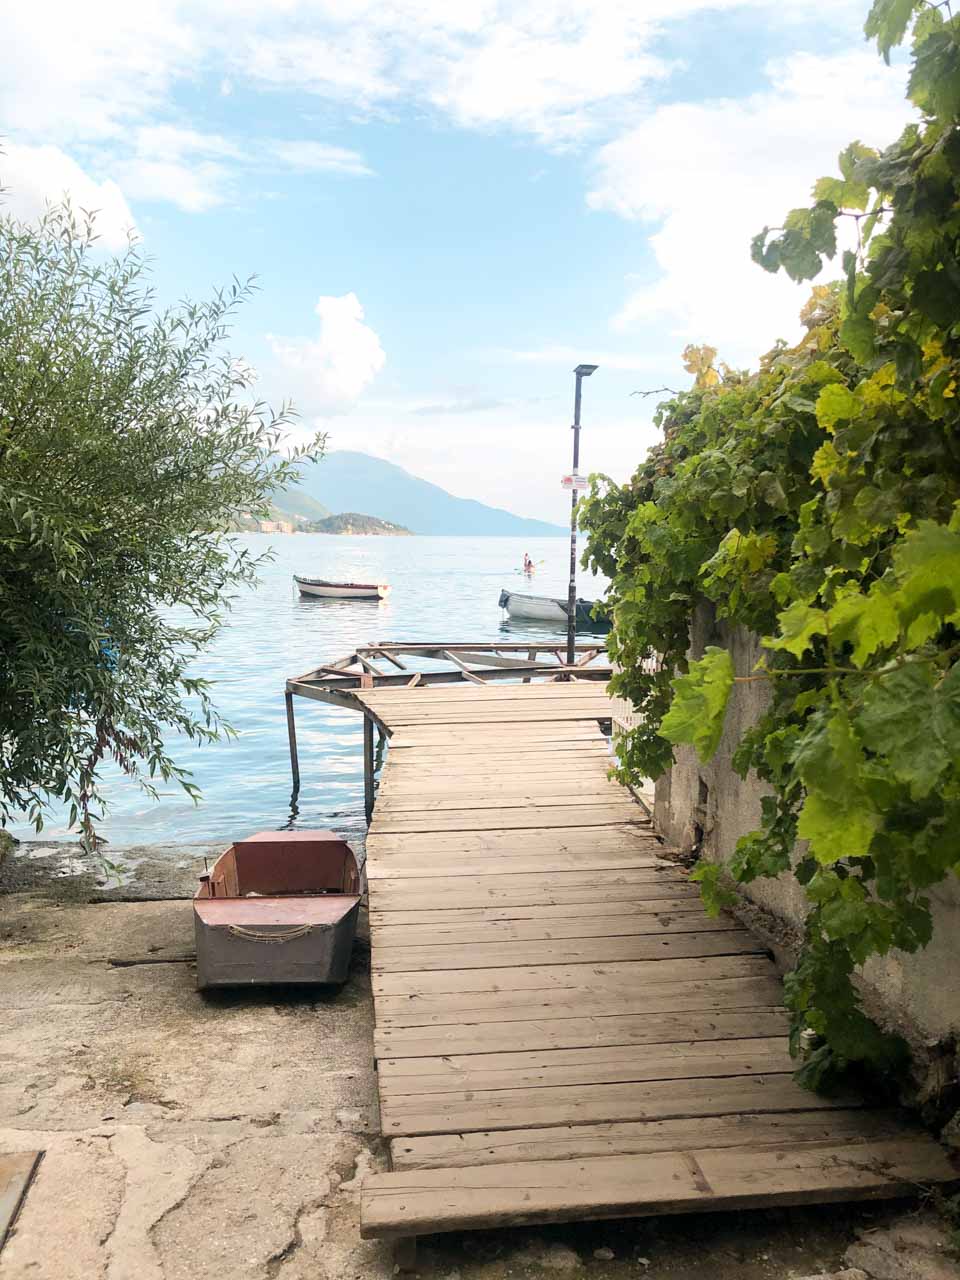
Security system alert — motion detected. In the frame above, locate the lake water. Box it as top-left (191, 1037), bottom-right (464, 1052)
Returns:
top-left (15, 534), bottom-right (608, 849)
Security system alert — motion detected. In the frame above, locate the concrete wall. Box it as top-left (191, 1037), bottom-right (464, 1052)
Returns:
top-left (654, 603), bottom-right (960, 1063)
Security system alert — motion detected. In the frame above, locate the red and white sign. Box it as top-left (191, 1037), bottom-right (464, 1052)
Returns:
top-left (561, 471), bottom-right (587, 491)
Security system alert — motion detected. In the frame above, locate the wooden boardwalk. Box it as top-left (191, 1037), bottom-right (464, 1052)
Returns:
top-left (353, 682), bottom-right (955, 1252)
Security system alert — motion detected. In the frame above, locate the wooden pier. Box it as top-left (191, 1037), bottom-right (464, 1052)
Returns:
top-left (284, 646), bottom-right (956, 1261)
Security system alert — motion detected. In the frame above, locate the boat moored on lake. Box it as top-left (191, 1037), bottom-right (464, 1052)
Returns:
top-left (193, 829), bottom-right (363, 989)
top-left (498, 587), bottom-right (611, 633)
top-left (294, 575), bottom-right (389, 600)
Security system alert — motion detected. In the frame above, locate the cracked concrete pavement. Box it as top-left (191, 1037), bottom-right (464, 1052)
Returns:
top-left (2, 869), bottom-right (959, 1280)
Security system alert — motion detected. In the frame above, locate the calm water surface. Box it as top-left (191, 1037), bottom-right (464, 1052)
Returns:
top-left (16, 534), bottom-right (608, 847)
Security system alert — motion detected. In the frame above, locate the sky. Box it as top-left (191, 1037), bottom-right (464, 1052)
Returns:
top-left (2, 0), bottom-right (914, 523)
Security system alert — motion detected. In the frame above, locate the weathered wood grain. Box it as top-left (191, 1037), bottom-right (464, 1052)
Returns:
top-left (389, 1109), bottom-right (910, 1170)
top-left (361, 1138), bottom-right (957, 1237)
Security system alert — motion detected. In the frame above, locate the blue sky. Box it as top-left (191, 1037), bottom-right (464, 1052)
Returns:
top-left (3, 0), bottom-right (913, 521)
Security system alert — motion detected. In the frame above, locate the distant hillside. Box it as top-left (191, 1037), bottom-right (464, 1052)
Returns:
top-left (284, 451), bottom-right (566, 536)
top-left (309, 512), bottom-right (411, 535)
top-left (275, 485), bottom-right (330, 523)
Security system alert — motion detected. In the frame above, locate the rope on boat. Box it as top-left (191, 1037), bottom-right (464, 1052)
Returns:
top-left (224, 924), bottom-right (317, 943)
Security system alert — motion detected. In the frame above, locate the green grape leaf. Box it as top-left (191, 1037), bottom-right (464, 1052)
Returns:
top-left (763, 601), bottom-right (828, 658)
top-left (912, 268), bottom-right (960, 330)
top-left (816, 383), bottom-right (860, 431)
top-left (659, 646), bottom-right (734, 762)
top-left (858, 662), bottom-right (960, 796)
top-left (864, 0), bottom-right (919, 62)
top-left (794, 712), bottom-right (881, 863)
top-left (690, 860), bottom-right (736, 915)
top-left (798, 791), bottom-right (880, 864)
top-left (892, 520), bottom-right (960, 642)
top-left (840, 310), bottom-right (876, 363)
top-left (827, 584), bottom-right (900, 666)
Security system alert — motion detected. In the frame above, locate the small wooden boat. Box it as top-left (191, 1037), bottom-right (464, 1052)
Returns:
top-left (498, 588), bottom-right (611, 632)
top-left (193, 830), bottom-right (362, 989)
top-left (294, 575), bottom-right (388, 600)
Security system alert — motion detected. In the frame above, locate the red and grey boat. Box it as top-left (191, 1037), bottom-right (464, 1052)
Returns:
top-left (193, 830), bottom-right (363, 989)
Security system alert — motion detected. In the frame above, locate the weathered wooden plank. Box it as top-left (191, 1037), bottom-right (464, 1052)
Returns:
top-left (378, 1037), bottom-right (792, 1096)
top-left (0, 1151), bottom-right (42, 1251)
top-left (372, 704), bottom-right (614, 721)
top-left (383, 750), bottom-right (611, 767)
top-left (390, 1109), bottom-right (910, 1170)
top-left (375, 788), bottom-right (627, 813)
top-left (372, 929), bottom-right (763, 972)
top-left (379, 770), bottom-right (613, 790)
top-left (379, 765), bottom-right (615, 786)
top-left (386, 724), bottom-right (607, 737)
top-left (381, 714), bottom-right (614, 730)
top-left (365, 700), bottom-right (616, 717)
top-left (371, 804), bottom-right (644, 834)
top-left (363, 695), bottom-right (613, 709)
top-left (363, 682), bottom-right (614, 698)
top-left (371, 953), bottom-right (775, 998)
top-left (370, 911), bottom-right (740, 949)
top-left (367, 822), bottom-right (656, 850)
top-left (361, 1137), bottom-right (957, 1237)
top-left (369, 868), bottom-right (693, 910)
top-left (367, 851), bottom-right (661, 879)
top-left (378, 1069), bottom-right (846, 1137)
top-left (369, 896), bottom-right (704, 927)
top-left (375, 974), bottom-right (784, 1028)
top-left (386, 730), bottom-right (605, 745)
top-left (374, 1006), bottom-right (790, 1059)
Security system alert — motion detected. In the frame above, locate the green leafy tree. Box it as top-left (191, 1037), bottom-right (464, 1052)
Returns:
top-left (0, 204), bottom-right (319, 847)
top-left (580, 0), bottom-right (960, 1088)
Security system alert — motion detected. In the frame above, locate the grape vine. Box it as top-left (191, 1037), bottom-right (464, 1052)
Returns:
top-left (579, 0), bottom-right (960, 1088)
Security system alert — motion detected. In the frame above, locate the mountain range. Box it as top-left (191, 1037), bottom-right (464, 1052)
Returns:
top-left (278, 451), bottom-right (566, 536)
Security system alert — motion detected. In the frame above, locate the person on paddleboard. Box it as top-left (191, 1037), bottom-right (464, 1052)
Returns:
top-left (523, 553), bottom-right (534, 574)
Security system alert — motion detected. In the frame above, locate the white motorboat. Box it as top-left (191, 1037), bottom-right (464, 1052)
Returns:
top-left (294, 575), bottom-right (389, 600)
top-left (498, 588), bottom-right (611, 632)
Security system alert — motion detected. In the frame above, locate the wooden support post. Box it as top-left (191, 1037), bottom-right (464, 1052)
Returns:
top-left (285, 691), bottom-right (300, 792)
top-left (523, 647), bottom-right (536, 684)
top-left (394, 1237), bottom-right (417, 1272)
top-left (363, 714), bottom-right (375, 823)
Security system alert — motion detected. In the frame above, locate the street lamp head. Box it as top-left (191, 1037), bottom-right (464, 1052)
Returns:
top-left (574, 363), bottom-right (598, 377)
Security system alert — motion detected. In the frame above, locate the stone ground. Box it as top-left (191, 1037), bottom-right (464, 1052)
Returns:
top-left (1, 842), bottom-right (958, 1280)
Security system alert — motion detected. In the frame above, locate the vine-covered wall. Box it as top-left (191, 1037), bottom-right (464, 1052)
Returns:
top-left (655, 605), bottom-right (960, 1078)
top-left (579, 0), bottom-right (960, 1091)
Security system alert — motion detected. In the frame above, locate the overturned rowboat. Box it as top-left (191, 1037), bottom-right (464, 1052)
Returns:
top-left (294, 575), bottom-right (389, 600)
top-left (193, 830), bottom-right (362, 989)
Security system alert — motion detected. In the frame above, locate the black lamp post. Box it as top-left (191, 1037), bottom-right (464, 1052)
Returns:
top-left (566, 363), bottom-right (598, 667)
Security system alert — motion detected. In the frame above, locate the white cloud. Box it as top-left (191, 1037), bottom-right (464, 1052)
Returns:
top-left (268, 293), bottom-right (386, 413)
top-left (119, 126), bottom-right (242, 213)
top-left (0, 0), bottom-right (882, 223)
top-left (0, 144), bottom-right (137, 249)
top-left (228, 0), bottom-right (871, 146)
top-left (1, 1), bottom-right (195, 143)
top-left (113, 127), bottom-right (372, 213)
top-left (588, 51), bottom-right (914, 365)
top-left (269, 141), bottom-right (373, 176)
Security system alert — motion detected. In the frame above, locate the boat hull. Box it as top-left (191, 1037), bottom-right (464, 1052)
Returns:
top-left (295, 576), bottom-right (388, 599)
top-left (499, 590), bottom-right (568, 622)
top-left (194, 830), bottom-right (362, 988)
top-left (498, 589), bottom-right (611, 633)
